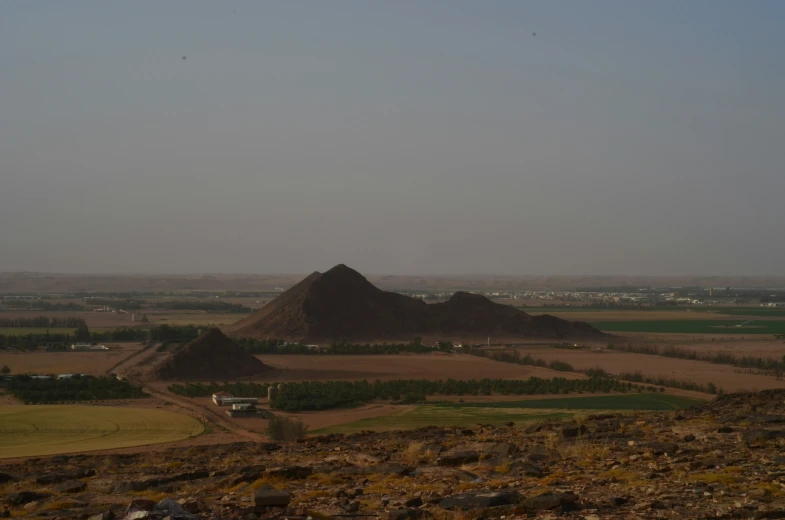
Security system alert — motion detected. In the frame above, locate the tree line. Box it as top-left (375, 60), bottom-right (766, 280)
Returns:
top-left (0, 324), bottom-right (203, 351)
top-left (153, 300), bottom-right (252, 313)
top-left (0, 301), bottom-right (85, 311)
top-left (465, 347), bottom-right (576, 372)
top-left (234, 337), bottom-right (454, 355)
top-left (606, 342), bottom-right (785, 375)
top-left (169, 376), bottom-right (656, 411)
top-left (466, 347), bottom-right (719, 394)
top-left (0, 316), bottom-right (86, 328)
top-left (1, 375), bottom-right (146, 404)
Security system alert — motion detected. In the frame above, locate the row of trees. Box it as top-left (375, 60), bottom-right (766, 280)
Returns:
top-left (234, 338), bottom-right (454, 355)
top-left (1, 375), bottom-right (146, 403)
top-left (607, 343), bottom-right (785, 374)
top-left (0, 324), bottom-right (204, 351)
top-left (169, 381), bottom-right (272, 398)
top-left (0, 316), bottom-right (87, 328)
top-left (464, 347), bottom-right (576, 372)
top-left (168, 376), bottom-right (649, 411)
top-left (153, 300), bottom-right (252, 313)
top-left (0, 301), bottom-right (85, 311)
top-left (467, 346), bottom-right (718, 394)
top-left (269, 377), bottom-right (651, 411)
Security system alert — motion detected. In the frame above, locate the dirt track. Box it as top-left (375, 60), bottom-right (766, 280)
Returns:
top-left (109, 344), bottom-right (263, 443)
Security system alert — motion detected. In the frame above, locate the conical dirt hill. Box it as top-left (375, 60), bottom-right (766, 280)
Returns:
top-left (230, 264), bottom-right (431, 341)
top-left (229, 264), bottom-right (605, 342)
top-left (154, 328), bottom-right (272, 380)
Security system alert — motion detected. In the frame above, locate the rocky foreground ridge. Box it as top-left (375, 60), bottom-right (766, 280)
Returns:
top-left (5, 390), bottom-right (785, 519)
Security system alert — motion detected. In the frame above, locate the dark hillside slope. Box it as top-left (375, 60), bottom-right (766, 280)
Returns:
top-left (154, 328), bottom-right (272, 380)
top-left (230, 265), bottom-right (605, 342)
top-left (430, 291), bottom-right (600, 338)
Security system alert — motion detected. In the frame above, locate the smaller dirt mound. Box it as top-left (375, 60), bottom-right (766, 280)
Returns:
top-left (155, 328), bottom-right (272, 380)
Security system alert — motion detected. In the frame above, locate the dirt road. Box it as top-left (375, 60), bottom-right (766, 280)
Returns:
top-left (107, 343), bottom-right (265, 442)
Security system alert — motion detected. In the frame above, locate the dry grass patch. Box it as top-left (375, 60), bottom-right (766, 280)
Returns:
top-left (40, 499), bottom-right (85, 511)
top-left (249, 475), bottom-right (289, 491)
top-left (494, 462), bottom-right (511, 474)
top-left (307, 473), bottom-right (344, 486)
top-left (601, 468), bottom-right (640, 483)
top-left (363, 475), bottom-right (404, 495)
top-left (226, 482), bottom-right (249, 493)
top-left (559, 440), bottom-right (611, 462)
top-left (359, 498), bottom-right (384, 510)
top-left (396, 478), bottom-right (443, 494)
top-left (295, 490), bottom-right (331, 500)
top-left (687, 470), bottom-right (741, 485)
top-left (455, 478), bottom-right (507, 492)
top-left (402, 441), bottom-right (438, 464)
top-left (132, 490), bottom-right (168, 501)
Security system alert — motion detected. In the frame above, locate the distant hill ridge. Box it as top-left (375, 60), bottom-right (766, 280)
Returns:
top-left (229, 264), bottom-right (603, 342)
top-left (154, 328), bottom-right (273, 380)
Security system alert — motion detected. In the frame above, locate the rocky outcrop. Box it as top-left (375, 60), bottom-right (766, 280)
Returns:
top-left (4, 390), bottom-right (785, 519)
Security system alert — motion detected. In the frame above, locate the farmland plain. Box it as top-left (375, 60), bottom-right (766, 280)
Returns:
top-left (0, 344), bottom-right (144, 375)
top-left (0, 405), bottom-right (205, 458)
top-left (590, 319), bottom-right (785, 335)
top-left (312, 393), bottom-right (703, 434)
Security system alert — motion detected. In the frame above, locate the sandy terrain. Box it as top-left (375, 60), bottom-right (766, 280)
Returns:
top-left (516, 347), bottom-right (785, 393)
top-left (0, 343), bottom-right (145, 375)
top-left (254, 353), bottom-right (585, 382)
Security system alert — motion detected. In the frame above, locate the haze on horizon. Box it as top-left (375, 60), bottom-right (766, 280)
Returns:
top-left (2, 1), bottom-right (784, 277)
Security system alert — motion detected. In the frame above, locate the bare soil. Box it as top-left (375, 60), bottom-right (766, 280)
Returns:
top-left (254, 353), bottom-right (585, 382)
top-left (0, 343), bottom-right (145, 375)
top-left (516, 347), bottom-right (785, 393)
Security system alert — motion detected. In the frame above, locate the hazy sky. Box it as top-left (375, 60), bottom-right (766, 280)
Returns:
top-left (2, 1), bottom-right (784, 276)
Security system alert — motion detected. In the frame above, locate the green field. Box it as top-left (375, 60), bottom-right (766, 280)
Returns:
top-left (709, 307), bottom-right (785, 317)
top-left (441, 393), bottom-right (701, 410)
top-left (0, 405), bottom-right (205, 458)
top-left (312, 393), bottom-right (703, 434)
top-left (591, 319), bottom-right (785, 334)
top-left (523, 306), bottom-right (785, 318)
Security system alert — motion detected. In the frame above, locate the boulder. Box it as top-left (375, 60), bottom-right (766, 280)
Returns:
top-left (342, 464), bottom-right (411, 476)
top-left (405, 497), bottom-right (424, 508)
top-left (744, 429), bottom-right (785, 444)
top-left (509, 461), bottom-right (543, 477)
top-left (524, 492), bottom-right (579, 512)
top-left (36, 468), bottom-right (96, 485)
top-left (252, 490), bottom-right (291, 507)
top-left (439, 490), bottom-right (522, 510)
top-left (643, 442), bottom-right (680, 456)
top-left (437, 450), bottom-right (479, 466)
top-left (385, 509), bottom-right (430, 520)
top-left (266, 465), bottom-right (312, 479)
top-left (55, 479), bottom-right (88, 493)
top-left (3, 491), bottom-right (52, 506)
top-left (560, 425), bottom-right (586, 439)
top-left (154, 498), bottom-right (185, 515)
top-left (411, 466), bottom-right (478, 482)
